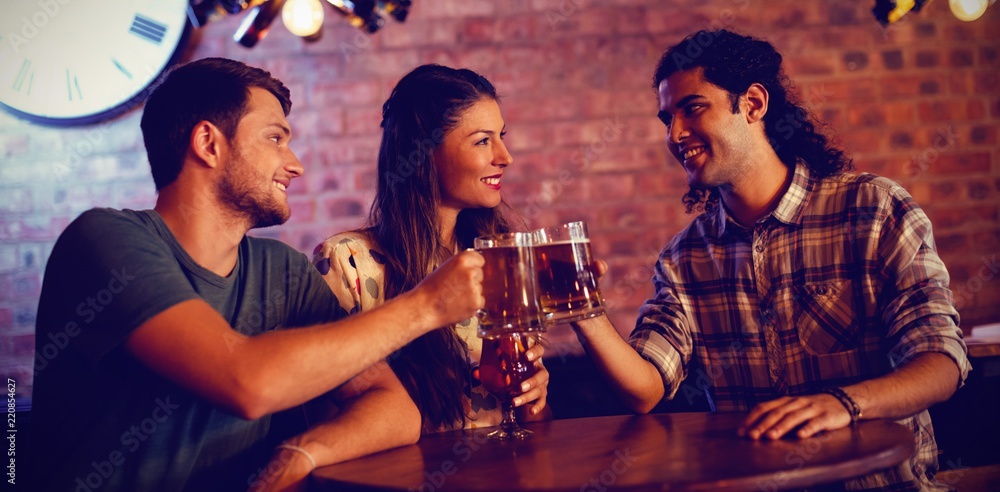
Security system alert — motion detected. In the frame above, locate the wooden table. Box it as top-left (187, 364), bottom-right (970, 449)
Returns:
top-left (309, 413), bottom-right (914, 491)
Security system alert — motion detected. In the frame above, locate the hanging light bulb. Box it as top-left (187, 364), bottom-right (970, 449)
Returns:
top-left (282, 0), bottom-right (325, 39)
top-left (949, 0), bottom-right (992, 21)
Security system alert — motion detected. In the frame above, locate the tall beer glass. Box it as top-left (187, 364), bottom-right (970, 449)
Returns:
top-left (532, 221), bottom-right (605, 323)
top-left (474, 232), bottom-right (544, 333)
top-left (474, 231), bottom-right (544, 439)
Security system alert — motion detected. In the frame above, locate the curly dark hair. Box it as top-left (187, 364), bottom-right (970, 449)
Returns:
top-left (652, 29), bottom-right (852, 214)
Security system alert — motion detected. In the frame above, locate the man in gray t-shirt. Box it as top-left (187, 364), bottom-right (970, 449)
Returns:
top-left (31, 58), bottom-right (488, 491)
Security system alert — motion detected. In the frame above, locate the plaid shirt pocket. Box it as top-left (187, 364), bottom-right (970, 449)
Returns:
top-left (794, 279), bottom-right (860, 355)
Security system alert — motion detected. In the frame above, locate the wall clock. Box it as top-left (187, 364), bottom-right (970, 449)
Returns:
top-left (0, 0), bottom-right (191, 126)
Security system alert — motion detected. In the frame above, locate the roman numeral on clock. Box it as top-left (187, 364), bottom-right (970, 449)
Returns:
top-left (66, 70), bottom-right (82, 101)
top-left (129, 14), bottom-right (167, 45)
top-left (13, 59), bottom-right (32, 95)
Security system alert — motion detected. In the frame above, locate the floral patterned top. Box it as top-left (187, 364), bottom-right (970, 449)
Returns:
top-left (312, 231), bottom-right (502, 430)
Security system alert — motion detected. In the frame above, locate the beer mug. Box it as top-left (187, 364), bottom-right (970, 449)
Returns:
top-left (473, 232), bottom-right (545, 337)
top-left (532, 221), bottom-right (605, 323)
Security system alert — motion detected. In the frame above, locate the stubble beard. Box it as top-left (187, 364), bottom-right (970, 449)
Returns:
top-left (217, 148), bottom-right (289, 230)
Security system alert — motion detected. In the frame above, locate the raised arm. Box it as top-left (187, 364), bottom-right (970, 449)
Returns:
top-left (572, 259), bottom-right (686, 414)
top-left (125, 250), bottom-right (486, 420)
top-left (573, 315), bottom-right (665, 413)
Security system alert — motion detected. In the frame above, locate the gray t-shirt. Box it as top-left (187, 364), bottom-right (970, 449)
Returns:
top-left (31, 208), bottom-right (345, 491)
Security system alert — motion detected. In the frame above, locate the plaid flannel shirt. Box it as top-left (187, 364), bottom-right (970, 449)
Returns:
top-left (629, 163), bottom-right (970, 491)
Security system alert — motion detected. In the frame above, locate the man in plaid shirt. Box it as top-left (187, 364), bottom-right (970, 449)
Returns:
top-left (574, 30), bottom-right (970, 490)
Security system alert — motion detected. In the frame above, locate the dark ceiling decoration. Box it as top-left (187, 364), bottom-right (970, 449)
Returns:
top-left (188, 0), bottom-right (411, 47)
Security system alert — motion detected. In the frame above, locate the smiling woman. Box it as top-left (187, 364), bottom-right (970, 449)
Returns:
top-left (309, 64), bottom-right (549, 434)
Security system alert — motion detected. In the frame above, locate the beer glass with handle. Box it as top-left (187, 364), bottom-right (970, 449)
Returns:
top-left (532, 221), bottom-right (605, 323)
top-left (474, 231), bottom-right (545, 439)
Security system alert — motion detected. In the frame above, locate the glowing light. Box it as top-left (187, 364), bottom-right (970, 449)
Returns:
top-left (282, 0), bottom-right (325, 37)
top-left (950, 0), bottom-right (990, 21)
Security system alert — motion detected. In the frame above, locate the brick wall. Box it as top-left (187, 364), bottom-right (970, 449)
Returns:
top-left (1, 0), bottom-right (998, 406)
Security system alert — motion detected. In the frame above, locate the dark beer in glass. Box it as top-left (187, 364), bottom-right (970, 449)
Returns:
top-left (532, 222), bottom-right (605, 323)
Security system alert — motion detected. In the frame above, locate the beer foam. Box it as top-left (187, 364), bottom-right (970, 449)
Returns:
top-left (536, 239), bottom-right (590, 245)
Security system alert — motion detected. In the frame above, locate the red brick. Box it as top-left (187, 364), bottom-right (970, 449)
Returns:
top-left (847, 103), bottom-right (915, 127)
top-left (784, 54), bottom-right (838, 76)
top-left (974, 71), bottom-right (1000, 94)
top-left (637, 169), bottom-right (686, 196)
top-left (458, 17), bottom-right (497, 44)
top-left (378, 18), bottom-right (459, 49)
top-left (287, 198), bottom-right (316, 223)
top-left (0, 308), bottom-right (12, 329)
top-left (947, 72), bottom-right (974, 95)
top-left (925, 205), bottom-right (998, 230)
top-left (915, 50), bottom-right (941, 68)
top-left (881, 73), bottom-right (947, 99)
top-left (761, 3), bottom-right (824, 29)
top-left (930, 181), bottom-right (964, 202)
top-left (498, 13), bottom-right (539, 41)
top-left (416, 0), bottom-right (495, 19)
top-left (918, 100), bottom-right (987, 122)
top-left (969, 124), bottom-right (997, 145)
top-left (942, 22), bottom-right (979, 42)
top-left (935, 233), bottom-right (970, 254)
top-left (308, 80), bottom-right (381, 107)
top-left (502, 122), bottom-right (552, 152)
top-left (924, 153), bottom-right (992, 175)
top-left (342, 107), bottom-right (381, 136)
top-left (0, 216), bottom-right (72, 242)
top-left (289, 108), bottom-right (346, 140)
top-left (504, 93), bottom-right (581, 122)
top-left (810, 78), bottom-right (879, 103)
top-left (823, 2), bottom-right (860, 25)
top-left (639, 8), bottom-right (696, 37)
top-left (840, 131), bottom-right (884, 154)
top-left (323, 197), bottom-right (367, 219)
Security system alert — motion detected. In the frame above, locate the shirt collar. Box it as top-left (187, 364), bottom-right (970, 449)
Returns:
top-left (771, 161), bottom-right (813, 226)
top-left (714, 161), bottom-right (814, 237)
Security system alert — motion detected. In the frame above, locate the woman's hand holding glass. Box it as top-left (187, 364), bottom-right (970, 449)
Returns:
top-left (512, 341), bottom-right (549, 419)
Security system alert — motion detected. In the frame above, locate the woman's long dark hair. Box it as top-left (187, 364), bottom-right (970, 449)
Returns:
top-left (652, 29), bottom-right (853, 214)
top-left (367, 64), bottom-right (512, 432)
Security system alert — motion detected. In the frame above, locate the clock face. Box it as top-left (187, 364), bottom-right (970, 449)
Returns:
top-left (0, 0), bottom-right (190, 126)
